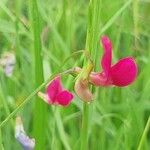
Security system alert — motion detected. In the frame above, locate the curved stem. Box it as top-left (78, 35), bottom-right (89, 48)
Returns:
top-left (0, 48), bottom-right (85, 129)
top-left (0, 75), bottom-right (53, 129)
top-left (0, 68), bottom-right (74, 129)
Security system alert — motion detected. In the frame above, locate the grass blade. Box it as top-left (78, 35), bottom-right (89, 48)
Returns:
top-left (99, 0), bottom-right (132, 35)
top-left (137, 116), bottom-right (150, 150)
top-left (29, 0), bottom-right (48, 149)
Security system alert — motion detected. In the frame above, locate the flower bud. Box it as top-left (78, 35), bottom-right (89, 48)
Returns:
top-left (74, 63), bottom-right (94, 102)
top-left (74, 78), bottom-right (93, 102)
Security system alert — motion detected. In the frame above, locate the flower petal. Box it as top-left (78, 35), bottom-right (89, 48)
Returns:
top-left (46, 76), bottom-right (63, 102)
top-left (110, 57), bottom-right (138, 86)
top-left (101, 35), bottom-right (112, 78)
top-left (56, 90), bottom-right (73, 106)
top-left (15, 117), bottom-right (35, 150)
top-left (38, 92), bottom-right (53, 104)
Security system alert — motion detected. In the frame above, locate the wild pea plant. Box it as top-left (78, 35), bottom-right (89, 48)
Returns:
top-left (0, 0), bottom-right (150, 150)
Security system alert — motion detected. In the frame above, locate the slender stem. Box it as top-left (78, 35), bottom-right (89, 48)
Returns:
top-left (0, 74), bottom-right (54, 129)
top-left (137, 116), bottom-right (150, 150)
top-left (80, 0), bottom-right (101, 149)
top-left (0, 48), bottom-right (82, 129)
top-left (0, 68), bottom-right (77, 129)
top-left (81, 103), bottom-right (89, 150)
top-left (99, 0), bottom-right (132, 36)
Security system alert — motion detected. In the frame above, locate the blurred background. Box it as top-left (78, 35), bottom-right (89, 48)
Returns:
top-left (0, 0), bottom-right (150, 149)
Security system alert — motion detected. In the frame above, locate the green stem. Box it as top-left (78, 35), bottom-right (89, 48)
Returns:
top-left (0, 74), bottom-right (54, 129)
top-left (0, 68), bottom-right (77, 129)
top-left (0, 47), bottom-right (82, 129)
top-left (99, 0), bottom-right (132, 36)
top-left (81, 103), bottom-right (89, 150)
top-left (137, 116), bottom-right (150, 150)
top-left (80, 0), bottom-right (101, 150)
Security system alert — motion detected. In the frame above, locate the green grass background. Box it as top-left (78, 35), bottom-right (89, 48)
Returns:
top-left (0, 0), bottom-right (150, 150)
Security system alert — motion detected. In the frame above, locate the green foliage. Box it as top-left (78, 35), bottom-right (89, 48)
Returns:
top-left (0, 0), bottom-right (150, 149)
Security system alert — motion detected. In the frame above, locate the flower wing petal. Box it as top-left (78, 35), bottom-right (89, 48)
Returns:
top-left (110, 57), bottom-right (138, 86)
top-left (46, 76), bottom-right (63, 102)
top-left (101, 36), bottom-right (112, 78)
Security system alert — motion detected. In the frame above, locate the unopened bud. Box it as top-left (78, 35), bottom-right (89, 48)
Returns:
top-left (74, 78), bottom-right (93, 102)
top-left (74, 62), bottom-right (94, 102)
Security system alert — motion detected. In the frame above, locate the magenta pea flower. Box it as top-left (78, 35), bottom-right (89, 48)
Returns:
top-left (90, 36), bottom-right (138, 87)
top-left (38, 76), bottom-right (73, 106)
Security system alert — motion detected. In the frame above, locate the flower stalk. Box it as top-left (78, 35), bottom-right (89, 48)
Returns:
top-left (80, 0), bottom-right (101, 149)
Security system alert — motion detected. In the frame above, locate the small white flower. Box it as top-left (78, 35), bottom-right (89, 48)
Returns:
top-left (15, 116), bottom-right (35, 150)
top-left (0, 52), bottom-right (16, 77)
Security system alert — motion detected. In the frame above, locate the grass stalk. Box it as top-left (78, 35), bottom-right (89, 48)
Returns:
top-left (30, 0), bottom-right (48, 149)
top-left (137, 116), bottom-right (150, 150)
top-left (99, 0), bottom-right (132, 36)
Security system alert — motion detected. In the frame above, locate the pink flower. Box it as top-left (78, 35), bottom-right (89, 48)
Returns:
top-left (38, 76), bottom-right (73, 106)
top-left (90, 36), bottom-right (138, 87)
